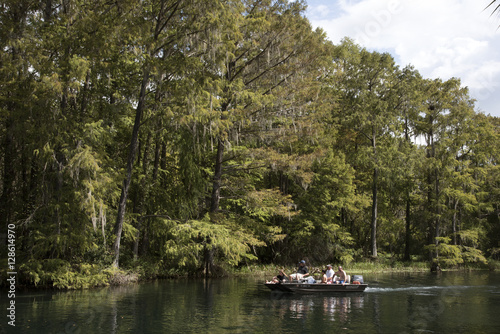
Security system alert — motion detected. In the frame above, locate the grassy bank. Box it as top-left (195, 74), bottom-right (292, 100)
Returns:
top-left (232, 262), bottom-right (430, 280)
top-left (232, 258), bottom-right (499, 280)
top-left (4, 257), bottom-right (498, 290)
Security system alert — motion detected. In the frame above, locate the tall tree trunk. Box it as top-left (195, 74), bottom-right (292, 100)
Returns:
top-left (452, 199), bottom-right (458, 245)
top-left (210, 137), bottom-right (225, 213)
top-left (403, 115), bottom-right (412, 261)
top-left (133, 131), bottom-right (152, 259)
top-left (434, 167), bottom-right (440, 259)
top-left (112, 67), bottom-right (150, 268)
top-left (0, 118), bottom-right (15, 227)
top-left (371, 127), bottom-right (378, 258)
top-left (404, 194), bottom-right (411, 261)
top-left (426, 113), bottom-right (435, 262)
top-left (204, 136), bottom-right (225, 277)
top-left (44, 0), bottom-right (53, 21)
top-left (371, 166), bottom-right (378, 258)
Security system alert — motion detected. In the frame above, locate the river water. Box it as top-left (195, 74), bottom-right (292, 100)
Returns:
top-left (2, 271), bottom-right (500, 333)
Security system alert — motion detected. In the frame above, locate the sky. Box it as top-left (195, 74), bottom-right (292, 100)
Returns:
top-left (304, 0), bottom-right (500, 118)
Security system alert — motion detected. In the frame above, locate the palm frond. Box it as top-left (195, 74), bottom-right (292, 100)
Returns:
top-left (486, 0), bottom-right (500, 16)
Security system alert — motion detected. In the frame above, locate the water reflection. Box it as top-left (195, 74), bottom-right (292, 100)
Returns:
top-left (269, 293), bottom-right (364, 323)
top-left (321, 295), bottom-right (361, 322)
top-left (2, 272), bottom-right (500, 333)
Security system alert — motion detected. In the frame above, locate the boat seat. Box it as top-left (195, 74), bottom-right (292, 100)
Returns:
top-left (346, 275), bottom-right (351, 283)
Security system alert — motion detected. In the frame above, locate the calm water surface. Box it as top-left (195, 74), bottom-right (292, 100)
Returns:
top-left (2, 271), bottom-right (500, 333)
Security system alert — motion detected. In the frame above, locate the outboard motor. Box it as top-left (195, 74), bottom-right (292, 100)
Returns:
top-left (352, 275), bottom-right (364, 284)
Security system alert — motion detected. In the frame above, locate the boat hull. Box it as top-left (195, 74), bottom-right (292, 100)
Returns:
top-left (264, 282), bottom-right (367, 293)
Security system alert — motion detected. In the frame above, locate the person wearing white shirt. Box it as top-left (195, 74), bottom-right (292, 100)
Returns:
top-left (325, 264), bottom-right (334, 282)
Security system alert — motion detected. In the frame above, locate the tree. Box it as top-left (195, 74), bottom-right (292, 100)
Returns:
top-left (414, 78), bottom-right (488, 267)
top-left (332, 39), bottom-right (402, 258)
top-left (111, 0), bottom-right (221, 268)
top-left (393, 66), bottom-right (425, 260)
top-left (194, 0), bottom-right (327, 274)
top-left (3, 0), bottom-right (500, 288)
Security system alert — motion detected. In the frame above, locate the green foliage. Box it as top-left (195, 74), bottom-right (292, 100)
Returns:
top-left (147, 215), bottom-right (265, 273)
top-left (488, 259), bottom-right (500, 271)
top-left (18, 259), bottom-right (122, 289)
top-left (1, 0), bottom-right (499, 289)
top-left (426, 237), bottom-right (464, 267)
top-left (461, 246), bottom-right (488, 265)
top-left (426, 236), bottom-right (488, 268)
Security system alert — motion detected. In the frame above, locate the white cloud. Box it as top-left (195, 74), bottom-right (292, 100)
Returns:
top-left (306, 0), bottom-right (500, 117)
top-left (308, 4), bottom-right (332, 18)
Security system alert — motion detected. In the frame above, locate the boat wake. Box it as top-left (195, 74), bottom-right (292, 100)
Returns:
top-left (365, 286), bottom-right (461, 293)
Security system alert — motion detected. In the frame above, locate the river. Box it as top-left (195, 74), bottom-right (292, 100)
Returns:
top-left (2, 271), bottom-right (500, 333)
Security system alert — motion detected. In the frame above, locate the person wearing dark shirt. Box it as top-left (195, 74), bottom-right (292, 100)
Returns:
top-left (276, 269), bottom-right (288, 282)
top-left (290, 260), bottom-right (309, 280)
top-left (267, 269), bottom-right (288, 283)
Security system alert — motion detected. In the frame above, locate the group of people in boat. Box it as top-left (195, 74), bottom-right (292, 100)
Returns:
top-left (267, 260), bottom-right (348, 284)
top-left (320, 264), bottom-right (347, 284)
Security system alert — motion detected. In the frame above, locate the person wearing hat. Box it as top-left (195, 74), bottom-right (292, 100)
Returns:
top-left (290, 260), bottom-right (309, 280)
top-left (325, 264), bottom-right (335, 282)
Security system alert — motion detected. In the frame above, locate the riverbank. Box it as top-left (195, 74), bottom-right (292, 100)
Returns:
top-left (232, 258), bottom-right (500, 279)
top-left (3, 257), bottom-right (498, 290)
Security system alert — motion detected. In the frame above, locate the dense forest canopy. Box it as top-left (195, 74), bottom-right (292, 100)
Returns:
top-left (1, 0), bottom-right (499, 287)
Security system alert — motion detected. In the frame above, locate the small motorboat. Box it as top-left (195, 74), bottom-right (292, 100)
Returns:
top-left (264, 275), bottom-right (367, 293)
